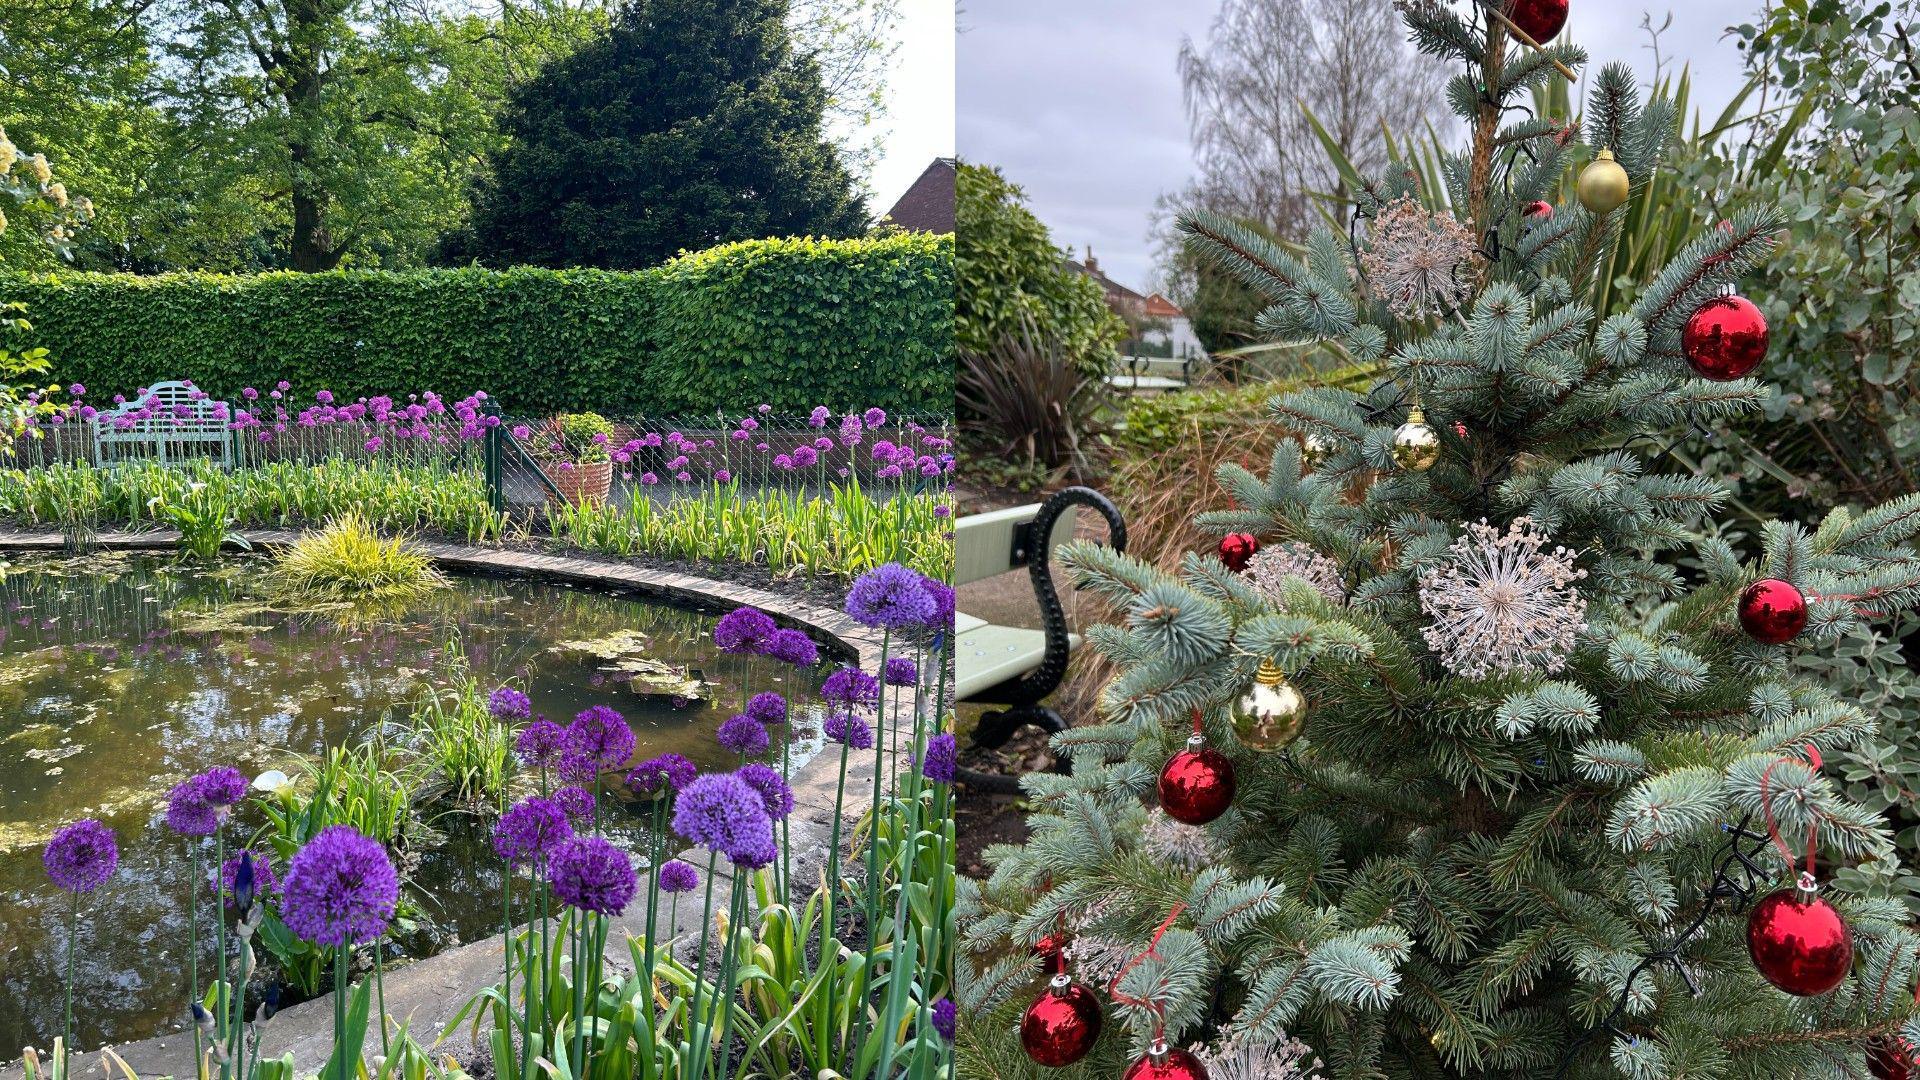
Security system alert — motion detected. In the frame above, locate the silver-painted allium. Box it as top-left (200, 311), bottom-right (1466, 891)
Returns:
top-left (1192, 1031), bottom-right (1324, 1080)
top-left (1247, 542), bottom-right (1346, 609)
top-left (1140, 808), bottom-right (1222, 872)
top-left (1358, 196), bottom-right (1478, 319)
top-left (1062, 933), bottom-right (1133, 988)
top-left (1418, 517), bottom-right (1587, 679)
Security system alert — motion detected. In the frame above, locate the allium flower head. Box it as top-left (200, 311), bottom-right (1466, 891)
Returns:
top-left (45, 819), bottom-right (118, 894)
top-left (547, 836), bottom-right (637, 916)
top-left (716, 713), bottom-right (771, 757)
top-left (553, 784), bottom-right (596, 823)
top-left (713, 607), bottom-right (777, 654)
top-left (919, 576), bottom-right (956, 632)
top-left (736, 763), bottom-right (794, 820)
top-left (279, 826), bottom-right (398, 946)
top-left (568, 705), bottom-right (635, 770)
top-left (658, 858), bottom-right (700, 893)
top-left (1193, 1031), bottom-right (1325, 1080)
top-left (493, 797), bottom-right (573, 867)
top-left (1248, 542), bottom-right (1348, 610)
top-left (764, 629), bottom-right (819, 667)
top-left (628, 753), bottom-right (697, 796)
top-left (516, 718), bottom-right (567, 769)
top-left (166, 780), bottom-right (220, 837)
top-left (823, 710), bottom-right (874, 750)
top-left (884, 656), bottom-right (918, 686)
top-left (1142, 808), bottom-right (1223, 871)
top-left (1358, 196), bottom-right (1479, 319)
top-left (672, 772), bottom-right (777, 866)
top-left (1419, 517), bottom-right (1587, 680)
top-left (746, 691), bottom-right (788, 724)
top-left (488, 686), bottom-right (532, 720)
top-left (821, 667), bottom-right (879, 709)
top-left (196, 766), bottom-right (249, 807)
top-left (845, 563), bottom-right (938, 629)
top-left (920, 732), bottom-right (957, 784)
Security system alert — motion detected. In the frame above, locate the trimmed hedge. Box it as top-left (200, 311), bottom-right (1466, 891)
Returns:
top-left (0, 233), bottom-right (953, 416)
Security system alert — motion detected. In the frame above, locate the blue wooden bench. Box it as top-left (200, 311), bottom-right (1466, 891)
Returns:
top-left (93, 381), bottom-right (234, 468)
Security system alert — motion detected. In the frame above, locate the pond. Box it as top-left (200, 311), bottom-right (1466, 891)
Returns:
top-left (0, 552), bottom-right (824, 1054)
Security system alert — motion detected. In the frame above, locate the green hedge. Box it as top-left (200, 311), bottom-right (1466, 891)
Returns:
top-left (0, 233), bottom-right (953, 416)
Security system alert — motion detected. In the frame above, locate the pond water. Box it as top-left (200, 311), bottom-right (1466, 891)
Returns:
top-left (0, 553), bottom-right (824, 1054)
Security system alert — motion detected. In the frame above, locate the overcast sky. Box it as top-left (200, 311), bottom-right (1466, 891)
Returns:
top-left (958, 0), bottom-right (1762, 291)
top-left (863, 0), bottom-right (958, 212)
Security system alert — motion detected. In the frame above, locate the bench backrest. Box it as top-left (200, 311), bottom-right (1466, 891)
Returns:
top-left (93, 381), bottom-right (234, 467)
top-left (955, 502), bottom-right (1079, 587)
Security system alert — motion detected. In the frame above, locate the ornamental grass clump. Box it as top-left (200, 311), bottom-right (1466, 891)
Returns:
top-left (266, 511), bottom-right (446, 604)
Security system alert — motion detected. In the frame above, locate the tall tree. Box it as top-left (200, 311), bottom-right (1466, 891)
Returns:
top-left (455, 0), bottom-right (869, 269)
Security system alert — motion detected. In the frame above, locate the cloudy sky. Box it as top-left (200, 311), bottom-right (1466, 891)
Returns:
top-left (959, 0), bottom-right (1762, 291)
top-left (864, 0), bottom-right (959, 212)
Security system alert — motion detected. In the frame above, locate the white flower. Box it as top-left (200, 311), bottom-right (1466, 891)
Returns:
top-left (1194, 1031), bottom-right (1323, 1079)
top-left (1418, 517), bottom-right (1587, 679)
top-left (1358, 195), bottom-right (1479, 319)
top-left (1247, 542), bottom-right (1347, 609)
top-left (45, 182), bottom-right (67, 208)
top-left (252, 769), bottom-right (293, 793)
top-left (1141, 808), bottom-right (1223, 871)
top-left (26, 153), bottom-right (51, 186)
top-left (0, 133), bottom-right (15, 174)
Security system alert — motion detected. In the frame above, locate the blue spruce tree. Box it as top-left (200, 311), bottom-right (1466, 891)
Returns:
top-left (959, 3), bottom-right (1920, 1078)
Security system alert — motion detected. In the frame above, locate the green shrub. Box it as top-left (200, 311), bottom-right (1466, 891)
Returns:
top-left (0, 233), bottom-right (954, 415)
top-left (265, 512), bottom-right (448, 603)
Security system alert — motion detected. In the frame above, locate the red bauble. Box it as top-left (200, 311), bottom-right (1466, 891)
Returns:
top-left (1033, 932), bottom-right (1069, 976)
top-left (1746, 879), bottom-right (1853, 996)
top-left (1505, 0), bottom-right (1569, 43)
top-left (1870, 1036), bottom-right (1917, 1080)
top-left (1020, 975), bottom-right (1103, 1067)
top-left (1738, 578), bottom-right (1809, 645)
top-left (1524, 200), bottom-right (1554, 219)
top-left (1158, 735), bottom-right (1236, 826)
top-left (1218, 533), bottom-right (1260, 572)
top-left (1683, 294), bottom-right (1769, 381)
top-left (1123, 1041), bottom-right (1211, 1080)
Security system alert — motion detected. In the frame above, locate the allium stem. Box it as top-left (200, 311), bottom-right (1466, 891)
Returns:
top-left (712, 881), bottom-right (749, 1080)
top-left (331, 945), bottom-right (348, 1080)
top-left (822, 737), bottom-right (852, 1045)
top-left (188, 842), bottom-right (205, 1076)
top-left (686, 851), bottom-right (720, 1080)
top-left (63, 889), bottom-right (78, 1074)
top-left (213, 828), bottom-right (231, 1080)
top-left (855, 629), bottom-right (892, 1052)
top-left (501, 863), bottom-right (514, 1077)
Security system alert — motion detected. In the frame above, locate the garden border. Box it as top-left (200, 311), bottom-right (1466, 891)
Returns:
top-left (0, 529), bottom-right (905, 1079)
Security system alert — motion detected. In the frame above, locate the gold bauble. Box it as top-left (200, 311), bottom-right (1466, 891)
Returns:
top-left (1231, 659), bottom-right (1308, 752)
top-left (1577, 148), bottom-right (1631, 216)
top-left (1300, 432), bottom-right (1332, 468)
top-left (1391, 406), bottom-right (1441, 471)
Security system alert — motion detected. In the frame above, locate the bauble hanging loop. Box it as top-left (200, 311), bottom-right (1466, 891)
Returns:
top-left (1123, 1038), bottom-right (1211, 1080)
top-left (1231, 659), bottom-right (1308, 752)
top-left (1019, 973), bottom-right (1103, 1067)
top-left (1158, 733), bottom-right (1236, 826)
top-left (1683, 292), bottom-right (1769, 381)
top-left (1746, 872), bottom-right (1854, 997)
top-left (1392, 406), bottom-right (1441, 471)
top-left (1577, 148), bottom-right (1631, 216)
top-left (1738, 578), bottom-right (1809, 645)
top-left (1033, 932), bottom-right (1069, 977)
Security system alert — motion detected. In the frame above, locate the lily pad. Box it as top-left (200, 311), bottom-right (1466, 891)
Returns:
top-left (550, 629), bottom-right (652, 660)
top-left (606, 655), bottom-right (709, 702)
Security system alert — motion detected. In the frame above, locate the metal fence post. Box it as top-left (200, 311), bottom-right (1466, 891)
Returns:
top-left (482, 399), bottom-right (504, 514)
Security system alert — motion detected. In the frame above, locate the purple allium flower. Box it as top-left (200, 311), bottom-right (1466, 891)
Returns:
top-left (493, 797), bottom-right (572, 867)
top-left (809, 406), bottom-right (831, 427)
top-left (717, 713), bottom-right (771, 757)
top-left (885, 657), bottom-right (918, 686)
top-left (658, 859), bottom-right (699, 893)
top-left (764, 629), bottom-right (819, 667)
top-left (713, 607), bottom-right (777, 654)
top-left (516, 718), bottom-right (567, 769)
top-left (165, 780), bottom-right (220, 837)
top-left (568, 705), bottom-right (636, 771)
top-left (557, 750), bottom-right (598, 785)
top-left (629, 753), bottom-right (697, 796)
top-left (863, 407), bottom-right (887, 428)
top-left (932, 998), bottom-right (956, 1041)
top-left (823, 711), bottom-right (875, 750)
top-left (845, 563), bottom-right (939, 629)
top-left (44, 819), bottom-right (118, 893)
top-left (547, 836), bottom-right (637, 916)
top-left (821, 667), bottom-right (880, 709)
top-left (553, 784), bottom-right (595, 823)
top-left (745, 691), bottom-right (788, 724)
top-left (921, 733), bottom-right (957, 784)
top-left (920, 576), bottom-right (956, 631)
top-left (488, 686), bottom-right (532, 721)
top-left (736, 763), bottom-right (794, 821)
top-left (279, 826), bottom-right (398, 947)
top-left (193, 766), bottom-right (249, 808)
top-left (215, 849), bottom-right (279, 911)
top-left (673, 773), bottom-right (777, 866)
top-left (714, 469), bottom-right (732, 482)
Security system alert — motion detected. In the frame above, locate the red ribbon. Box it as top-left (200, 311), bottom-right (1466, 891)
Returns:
top-left (1108, 904), bottom-right (1187, 1037)
top-left (1758, 744), bottom-right (1822, 879)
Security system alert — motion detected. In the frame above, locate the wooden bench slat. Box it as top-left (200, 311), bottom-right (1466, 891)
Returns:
top-left (956, 621), bottom-right (1081, 701)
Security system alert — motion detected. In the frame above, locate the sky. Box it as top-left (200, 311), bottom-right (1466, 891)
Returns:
top-left (863, 0), bottom-right (959, 213)
top-left (958, 0), bottom-right (1761, 292)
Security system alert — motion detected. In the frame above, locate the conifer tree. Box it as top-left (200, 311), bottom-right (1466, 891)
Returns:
top-left (960, 4), bottom-right (1920, 1078)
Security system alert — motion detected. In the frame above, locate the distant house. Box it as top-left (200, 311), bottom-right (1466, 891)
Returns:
top-left (1067, 249), bottom-right (1206, 364)
top-left (879, 158), bottom-right (956, 233)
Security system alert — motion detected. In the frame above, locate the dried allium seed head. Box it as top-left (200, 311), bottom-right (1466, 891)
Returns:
top-left (1418, 517), bottom-right (1587, 679)
top-left (1247, 542), bottom-right (1347, 609)
top-left (1357, 196), bottom-right (1479, 319)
